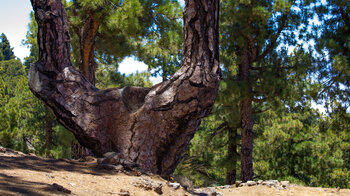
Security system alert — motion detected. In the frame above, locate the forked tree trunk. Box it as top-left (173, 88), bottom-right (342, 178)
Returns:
top-left (28, 0), bottom-right (220, 176)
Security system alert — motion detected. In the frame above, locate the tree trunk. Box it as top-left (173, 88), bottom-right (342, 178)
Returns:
top-left (78, 11), bottom-right (99, 85)
top-left (73, 11), bottom-right (100, 159)
top-left (239, 48), bottom-right (254, 182)
top-left (29, 0), bottom-right (220, 177)
top-left (226, 126), bottom-right (237, 184)
top-left (45, 108), bottom-right (54, 158)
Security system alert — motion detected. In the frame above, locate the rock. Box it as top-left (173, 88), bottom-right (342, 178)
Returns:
top-left (239, 183), bottom-right (247, 187)
top-left (0, 146), bottom-right (6, 153)
top-left (52, 183), bottom-right (71, 194)
top-left (235, 181), bottom-right (242, 186)
top-left (118, 189), bottom-right (130, 196)
top-left (168, 182), bottom-right (181, 190)
top-left (257, 180), bottom-right (263, 184)
top-left (247, 181), bottom-right (257, 186)
top-left (79, 155), bottom-right (96, 162)
top-left (98, 164), bottom-right (124, 171)
top-left (262, 180), bottom-right (279, 187)
top-left (132, 178), bottom-right (163, 194)
top-left (281, 181), bottom-right (290, 188)
top-left (153, 183), bottom-right (163, 195)
top-left (172, 175), bottom-right (194, 190)
top-left (119, 158), bottom-right (138, 169)
top-left (101, 153), bottom-right (121, 165)
top-left (207, 189), bottom-right (223, 196)
top-left (103, 152), bottom-right (119, 158)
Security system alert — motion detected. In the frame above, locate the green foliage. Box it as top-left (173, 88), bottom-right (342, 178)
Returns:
top-left (0, 33), bottom-right (15, 61)
top-left (254, 104), bottom-right (349, 188)
top-left (315, 0), bottom-right (350, 107)
top-left (22, 12), bottom-right (39, 68)
top-left (95, 63), bottom-right (153, 89)
top-left (0, 59), bottom-right (46, 153)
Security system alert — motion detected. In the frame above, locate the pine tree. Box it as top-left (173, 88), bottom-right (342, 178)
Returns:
top-left (315, 0), bottom-right (350, 108)
top-left (0, 33), bottom-right (15, 61)
top-left (220, 0), bottom-right (315, 182)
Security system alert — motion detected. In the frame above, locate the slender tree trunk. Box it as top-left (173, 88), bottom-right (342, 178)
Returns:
top-left (239, 48), bottom-right (254, 182)
top-left (226, 126), bottom-right (237, 184)
top-left (73, 12), bottom-right (100, 159)
top-left (78, 12), bottom-right (99, 85)
top-left (45, 108), bottom-right (54, 158)
top-left (29, 0), bottom-right (220, 176)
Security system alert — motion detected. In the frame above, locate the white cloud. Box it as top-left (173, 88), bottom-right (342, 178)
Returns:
top-left (179, 0), bottom-right (185, 7)
top-left (118, 57), bottom-right (148, 74)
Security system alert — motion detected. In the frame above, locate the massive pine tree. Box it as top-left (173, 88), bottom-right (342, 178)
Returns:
top-left (28, 0), bottom-right (220, 176)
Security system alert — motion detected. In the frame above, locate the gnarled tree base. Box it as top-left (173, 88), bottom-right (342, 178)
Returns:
top-left (29, 0), bottom-right (220, 176)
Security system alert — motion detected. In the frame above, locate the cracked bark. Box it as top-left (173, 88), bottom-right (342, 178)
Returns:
top-left (29, 0), bottom-right (220, 176)
top-left (239, 47), bottom-right (254, 182)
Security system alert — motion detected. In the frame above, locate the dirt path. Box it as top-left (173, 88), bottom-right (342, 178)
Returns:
top-left (0, 147), bottom-right (349, 196)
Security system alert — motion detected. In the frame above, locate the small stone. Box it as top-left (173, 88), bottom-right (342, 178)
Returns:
top-left (0, 146), bottom-right (6, 153)
top-left (257, 180), bottom-right (263, 184)
top-left (118, 189), bottom-right (130, 196)
top-left (235, 181), bottom-right (242, 186)
top-left (132, 178), bottom-right (163, 194)
top-left (168, 182), bottom-right (181, 190)
top-left (69, 183), bottom-right (76, 186)
top-left (262, 180), bottom-right (279, 187)
top-left (247, 181), bottom-right (257, 186)
top-left (153, 183), bottom-right (163, 195)
top-left (281, 181), bottom-right (290, 188)
top-left (52, 183), bottom-right (71, 194)
top-left (208, 191), bottom-right (223, 196)
top-left (337, 187), bottom-right (340, 192)
top-left (239, 183), bottom-right (247, 187)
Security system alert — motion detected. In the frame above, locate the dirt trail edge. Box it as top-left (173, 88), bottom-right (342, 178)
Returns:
top-left (0, 147), bottom-right (349, 196)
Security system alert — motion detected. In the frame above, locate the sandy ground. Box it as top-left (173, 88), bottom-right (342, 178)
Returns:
top-left (0, 148), bottom-right (349, 196)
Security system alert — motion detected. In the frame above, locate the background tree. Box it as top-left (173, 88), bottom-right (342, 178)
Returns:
top-left (219, 0), bottom-right (314, 182)
top-left (0, 33), bottom-right (15, 61)
top-left (315, 0), bottom-right (350, 109)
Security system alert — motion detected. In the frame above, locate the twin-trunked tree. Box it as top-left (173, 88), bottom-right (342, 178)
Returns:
top-left (28, 0), bottom-right (220, 176)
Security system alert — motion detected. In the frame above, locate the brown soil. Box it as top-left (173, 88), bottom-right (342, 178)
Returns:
top-left (1, 148), bottom-right (349, 196)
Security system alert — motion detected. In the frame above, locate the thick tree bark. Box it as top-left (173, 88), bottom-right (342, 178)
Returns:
top-left (73, 11), bottom-right (100, 158)
top-left (239, 48), bottom-right (254, 182)
top-left (29, 0), bottom-right (220, 176)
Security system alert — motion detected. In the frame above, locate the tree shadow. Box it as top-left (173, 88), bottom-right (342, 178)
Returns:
top-left (0, 173), bottom-right (64, 195)
top-left (0, 154), bottom-right (112, 176)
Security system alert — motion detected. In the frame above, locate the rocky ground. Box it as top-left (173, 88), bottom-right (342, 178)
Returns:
top-left (1, 146), bottom-right (349, 196)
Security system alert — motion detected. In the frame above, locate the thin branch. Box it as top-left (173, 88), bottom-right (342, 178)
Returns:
top-left (255, 13), bottom-right (288, 62)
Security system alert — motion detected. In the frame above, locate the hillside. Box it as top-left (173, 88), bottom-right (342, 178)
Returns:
top-left (0, 147), bottom-right (349, 196)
